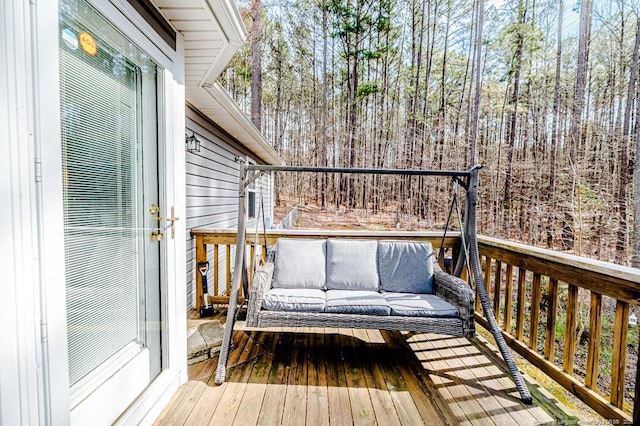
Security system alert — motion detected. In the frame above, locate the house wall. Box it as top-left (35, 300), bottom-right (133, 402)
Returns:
top-left (185, 106), bottom-right (274, 307)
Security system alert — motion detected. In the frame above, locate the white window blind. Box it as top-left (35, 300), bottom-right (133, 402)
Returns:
top-left (59, 5), bottom-right (155, 389)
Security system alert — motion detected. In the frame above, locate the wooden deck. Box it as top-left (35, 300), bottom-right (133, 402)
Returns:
top-left (155, 312), bottom-right (566, 425)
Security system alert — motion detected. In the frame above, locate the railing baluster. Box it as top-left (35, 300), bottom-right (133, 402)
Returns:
top-left (213, 244), bottom-right (219, 297)
top-left (611, 300), bottom-right (630, 408)
top-left (516, 267), bottom-right (526, 341)
top-left (452, 246), bottom-right (459, 274)
top-left (545, 278), bottom-right (559, 361)
top-left (634, 341), bottom-right (640, 424)
top-left (482, 256), bottom-right (491, 313)
top-left (493, 260), bottom-right (502, 321)
top-left (226, 244), bottom-right (231, 296)
top-left (585, 292), bottom-right (602, 390)
top-left (504, 264), bottom-right (513, 333)
top-left (563, 284), bottom-right (579, 375)
top-left (249, 243), bottom-right (256, 284)
top-left (529, 273), bottom-right (542, 351)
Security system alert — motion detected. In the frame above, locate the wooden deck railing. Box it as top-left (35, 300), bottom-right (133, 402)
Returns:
top-left (190, 228), bottom-right (640, 423)
top-left (477, 235), bottom-right (640, 424)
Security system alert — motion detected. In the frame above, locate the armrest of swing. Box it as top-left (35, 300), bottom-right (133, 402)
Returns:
top-left (433, 263), bottom-right (475, 337)
top-left (246, 255), bottom-right (275, 327)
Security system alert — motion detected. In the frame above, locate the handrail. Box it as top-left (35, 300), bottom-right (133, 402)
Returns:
top-left (478, 235), bottom-right (640, 304)
top-left (190, 229), bottom-right (640, 423)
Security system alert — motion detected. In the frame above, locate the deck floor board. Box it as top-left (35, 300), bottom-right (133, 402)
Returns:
top-left (155, 312), bottom-right (560, 426)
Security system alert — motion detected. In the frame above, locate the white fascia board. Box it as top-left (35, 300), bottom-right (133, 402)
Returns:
top-left (207, 0), bottom-right (246, 43)
top-left (201, 0), bottom-right (245, 84)
top-left (187, 83), bottom-right (282, 165)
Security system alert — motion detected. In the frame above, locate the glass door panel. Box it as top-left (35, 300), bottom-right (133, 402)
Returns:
top-left (59, 0), bottom-right (161, 407)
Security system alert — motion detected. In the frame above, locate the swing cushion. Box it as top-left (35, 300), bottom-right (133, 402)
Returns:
top-left (262, 288), bottom-right (326, 312)
top-left (383, 292), bottom-right (458, 317)
top-left (272, 238), bottom-right (327, 289)
top-left (378, 241), bottom-right (435, 294)
top-left (247, 238), bottom-right (475, 339)
top-left (325, 290), bottom-right (390, 315)
top-left (325, 239), bottom-right (379, 290)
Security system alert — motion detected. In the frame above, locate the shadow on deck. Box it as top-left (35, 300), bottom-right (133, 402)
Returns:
top-left (155, 310), bottom-right (573, 425)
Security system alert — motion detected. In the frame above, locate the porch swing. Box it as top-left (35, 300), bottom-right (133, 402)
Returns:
top-left (213, 161), bottom-right (533, 404)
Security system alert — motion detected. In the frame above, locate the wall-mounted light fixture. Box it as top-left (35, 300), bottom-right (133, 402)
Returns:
top-left (185, 131), bottom-right (201, 153)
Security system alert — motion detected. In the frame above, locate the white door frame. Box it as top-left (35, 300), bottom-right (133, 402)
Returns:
top-left (26, 0), bottom-right (187, 424)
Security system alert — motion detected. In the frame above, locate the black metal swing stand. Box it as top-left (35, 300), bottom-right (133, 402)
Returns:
top-left (213, 162), bottom-right (533, 404)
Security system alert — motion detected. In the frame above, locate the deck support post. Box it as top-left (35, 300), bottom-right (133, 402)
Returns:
top-left (215, 160), bottom-right (247, 385)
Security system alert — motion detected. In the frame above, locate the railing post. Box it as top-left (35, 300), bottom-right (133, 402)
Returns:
top-left (195, 234), bottom-right (206, 311)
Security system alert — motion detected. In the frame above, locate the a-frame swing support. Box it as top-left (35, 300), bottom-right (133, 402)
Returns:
top-left (213, 162), bottom-right (533, 404)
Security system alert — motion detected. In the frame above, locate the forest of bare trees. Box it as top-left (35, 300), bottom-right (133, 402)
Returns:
top-left (223, 0), bottom-right (640, 266)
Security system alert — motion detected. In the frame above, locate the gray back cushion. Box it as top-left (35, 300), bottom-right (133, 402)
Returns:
top-left (378, 241), bottom-right (434, 293)
top-left (325, 239), bottom-right (379, 290)
top-left (272, 239), bottom-right (326, 289)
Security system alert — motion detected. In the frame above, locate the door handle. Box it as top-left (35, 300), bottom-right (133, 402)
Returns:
top-left (149, 204), bottom-right (178, 240)
top-left (167, 206), bottom-right (179, 239)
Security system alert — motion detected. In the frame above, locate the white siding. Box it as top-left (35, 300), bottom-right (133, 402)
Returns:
top-left (185, 107), bottom-right (273, 307)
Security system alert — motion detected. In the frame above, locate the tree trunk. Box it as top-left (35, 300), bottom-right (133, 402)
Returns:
top-left (502, 3), bottom-right (526, 238)
top-left (567, 0), bottom-right (592, 253)
top-left (469, 0), bottom-right (484, 167)
top-left (626, 18), bottom-right (640, 266)
top-left (321, 4), bottom-right (328, 210)
top-left (436, 1), bottom-right (451, 169)
top-left (250, 0), bottom-right (262, 131)
top-left (547, 0), bottom-right (563, 248)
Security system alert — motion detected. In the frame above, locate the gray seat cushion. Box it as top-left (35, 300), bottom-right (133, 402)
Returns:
top-left (383, 292), bottom-right (458, 317)
top-left (262, 288), bottom-right (326, 312)
top-left (378, 241), bottom-right (434, 293)
top-left (325, 239), bottom-right (379, 290)
top-left (324, 290), bottom-right (390, 315)
top-left (272, 238), bottom-right (326, 289)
